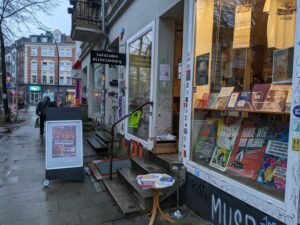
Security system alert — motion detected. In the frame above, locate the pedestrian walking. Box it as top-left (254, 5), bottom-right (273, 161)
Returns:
top-left (36, 96), bottom-right (51, 135)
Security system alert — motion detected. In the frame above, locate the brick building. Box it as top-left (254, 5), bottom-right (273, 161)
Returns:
top-left (15, 29), bottom-right (76, 105)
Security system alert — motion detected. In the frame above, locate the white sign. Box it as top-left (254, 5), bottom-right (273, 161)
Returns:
top-left (159, 64), bottom-right (171, 81)
top-left (45, 120), bottom-right (83, 170)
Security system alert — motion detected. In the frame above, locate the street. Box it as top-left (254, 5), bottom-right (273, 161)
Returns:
top-left (0, 107), bottom-right (207, 225)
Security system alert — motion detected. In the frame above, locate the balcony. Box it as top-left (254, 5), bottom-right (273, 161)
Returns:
top-left (69, 0), bottom-right (103, 42)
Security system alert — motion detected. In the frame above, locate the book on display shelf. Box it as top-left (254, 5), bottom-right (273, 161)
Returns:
top-left (261, 85), bottom-right (289, 112)
top-left (235, 90), bottom-right (252, 110)
top-left (226, 120), bottom-right (269, 180)
top-left (226, 92), bottom-right (240, 109)
top-left (256, 122), bottom-right (289, 191)
top-left (192, 119), bottom-right (217, 162)
top-left (251, 83), bottom-right (271, 111)
top-left (215, 87), bottom-right (235, 110)
top-left (195, 93), bottom-right (210, 109)
top-left (207, 93), bottom-right (219, 109)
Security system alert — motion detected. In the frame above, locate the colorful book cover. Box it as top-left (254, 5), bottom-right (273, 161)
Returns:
top-left (284, 86), bottom-right (292, 112)
top-left (226, 121), bottom-right (269, 179)
top-left (227, 92), bottom-right (239, 109)
top-left (256, 122), bottom-right (289, 191)
top-left (210, 146), bottom-right (232, 172)
top-left (216, 118), bottom-right (242, 150)
top-left (195, 93), bottom-right (210, 109)
top-left (192, 119), bottom-right (217, 162)
top-left (261, 85), bottom-right (289, 112)
top-left (208, 93), bottom-right (219, 109)
top-left (215, 87), bottom-right (235, 110)
top-left (251, 83), bottom-right (271, 111)
top-left (209, 118), bottom-right (242, 172)
top-left (235, 90), bottom-right (252, 110)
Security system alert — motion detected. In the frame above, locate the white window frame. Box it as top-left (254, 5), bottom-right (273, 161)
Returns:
top-left (32, 75), bottom-right (37, 84)
top-left (182, 1), bottom-right (300, 225)
top-left (124, 21), bottom-right (155, 149)
top-left (31, 61), bottom-right (37, 71)
top-left (31, 47), bottom-right (38, 56)
top-left (41, 47), bottom-right (48, 56)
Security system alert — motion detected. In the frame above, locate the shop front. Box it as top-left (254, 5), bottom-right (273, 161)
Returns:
top-left (181, 0), bottom-right (299, 224)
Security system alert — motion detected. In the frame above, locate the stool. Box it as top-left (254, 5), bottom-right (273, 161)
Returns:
top-left (170, 161), bottom-right (186, 219)
top-left (148, 188), bottom-right (175, 225)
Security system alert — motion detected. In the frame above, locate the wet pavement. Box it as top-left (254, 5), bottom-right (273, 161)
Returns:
top-left (0, 107), bottom-right (209, 225)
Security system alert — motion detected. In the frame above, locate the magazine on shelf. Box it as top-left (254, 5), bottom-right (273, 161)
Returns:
top-left (192, 119), bottom-right (217, 162)
top-left (208, 93), bottom-right (219, 109)
top-left (226, 121), bottom-right (269, 179)
top-left (227, 92), bottom-right (240, 109)
top-left (261, 85), bottom-right (290, 112)
top-left (251, 83), bottom-right (271, 111)
top-left (215, 87), bottom-right (235, 110)
top-left (256, 122), bottom-right (289, 191)
top-left (235, 90), bottom-right (252, 110)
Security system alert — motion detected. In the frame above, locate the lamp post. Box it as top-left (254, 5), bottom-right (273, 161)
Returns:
top-left (39, 28), bottom-right (60, 104)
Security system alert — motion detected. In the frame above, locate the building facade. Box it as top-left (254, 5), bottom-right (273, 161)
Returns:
top-left (69, 0), bottom-right (300, 224)
top-left (14, 29), bottom-right (76, 105)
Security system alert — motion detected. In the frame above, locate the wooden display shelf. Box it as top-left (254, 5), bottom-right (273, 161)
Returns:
top-left (194, 107), bottom-right (290, 115)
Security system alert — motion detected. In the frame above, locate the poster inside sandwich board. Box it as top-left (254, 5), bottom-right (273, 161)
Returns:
top-left (45, 120), bottom-right (83, 170)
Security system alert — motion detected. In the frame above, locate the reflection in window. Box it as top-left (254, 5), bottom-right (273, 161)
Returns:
top-left (127, 30), bottom-right (152, 141)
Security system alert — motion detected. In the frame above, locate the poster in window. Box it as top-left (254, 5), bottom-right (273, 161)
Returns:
top-left (46, 120), bottom-right (83, 170)
top-left (272, 48), bottom-right (293, 84)
top-left (233, 4), bottom-right (252, 49)
top-left (195, 53), bottom-right (209, 86)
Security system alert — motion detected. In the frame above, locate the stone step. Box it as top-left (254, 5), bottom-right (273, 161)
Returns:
top-left (103, 177), bottom-right (142, 215)
top-left (96, 130), bottom-right (111, 144)
top-left (153, 153), bottom-right (179, 175)
top-left (118, 167), bottom-right (154, 211)
top-left (86, 136), bottom-right (107, 152)
top-left (131, 157), bottom-right (167, 174)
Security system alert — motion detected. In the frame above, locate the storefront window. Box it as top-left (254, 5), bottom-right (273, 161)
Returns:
top-left (127, 29), bottom-right (152, 141)
top-left (93, 64), bottom-right (104, 118)
top-left (191, 0), bottom-right (296, 201)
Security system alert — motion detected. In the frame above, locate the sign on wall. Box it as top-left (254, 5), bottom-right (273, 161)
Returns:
top-left (91, 50), bottom-right (126, 65)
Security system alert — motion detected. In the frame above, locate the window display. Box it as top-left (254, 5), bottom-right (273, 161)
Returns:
top-left (127, 29), bottom-right (152, 141)
top-left (192, 0), bottom-right (295, 200)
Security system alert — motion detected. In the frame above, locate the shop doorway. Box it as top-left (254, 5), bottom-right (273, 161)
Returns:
top-left (158, 1), bottom-right (183, 140)
top-left (30, 92), bottom-right (41, 104)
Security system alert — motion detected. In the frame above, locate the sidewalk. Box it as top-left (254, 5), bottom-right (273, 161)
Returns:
top-left (0, 107), bottom-right (209, 225)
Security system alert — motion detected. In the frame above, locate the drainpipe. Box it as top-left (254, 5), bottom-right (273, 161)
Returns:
top-left (101, 0), bottom-right (109, 49)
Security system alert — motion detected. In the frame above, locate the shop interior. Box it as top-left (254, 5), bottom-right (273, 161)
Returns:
top-left (191, 0), bottom-right (295, 201)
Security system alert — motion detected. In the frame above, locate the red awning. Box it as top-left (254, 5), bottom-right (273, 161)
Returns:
top-left (73, 60), bottom-right (81, 69)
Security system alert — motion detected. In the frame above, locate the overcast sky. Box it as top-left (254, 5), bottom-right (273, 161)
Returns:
top-left (32, 0), bottom-right (71, 36)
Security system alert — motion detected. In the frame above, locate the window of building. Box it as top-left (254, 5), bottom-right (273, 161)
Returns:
top-left (41, 47), bottom-right (48, 56)
top-left (48, 61), bottom-right (54, 71)
top-left (191, 0), bottom-right (295, 201)
top-left (41, 62), bottom-right (47, 70)
top-left (31, 47), bottom-right (38, 56)
top-left (67, 48), bottom-right (72, 57)
top-left (59, 48), bottom-right (66, 57)
top-left (32, 75), bottom-right (37, 84)
top-left (31, 61), bottom-right (37, 71)
top-left (42, 76), bottom-right (47, 84)
top-left (49, 48), bottom-right (55, 57)
top-left (31, 37), bottom-right (37, 42)
top-left (59, 76), bottom-right (64, 85)
top-left (41, 37), bottom-right (48, 43)
top-left (49, 76), bottom-right (54, 84)
top-left (67, 77), bottom-right (71, 85)
top-left (127, 25), bottom-right (153, 143)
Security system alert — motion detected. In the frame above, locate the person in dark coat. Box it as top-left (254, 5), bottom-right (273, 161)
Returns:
top-left (36, 96), bottom-right (51, 135)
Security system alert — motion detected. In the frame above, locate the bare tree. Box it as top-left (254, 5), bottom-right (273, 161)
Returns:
top-left (0, 0), bottom-right (58, 122)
